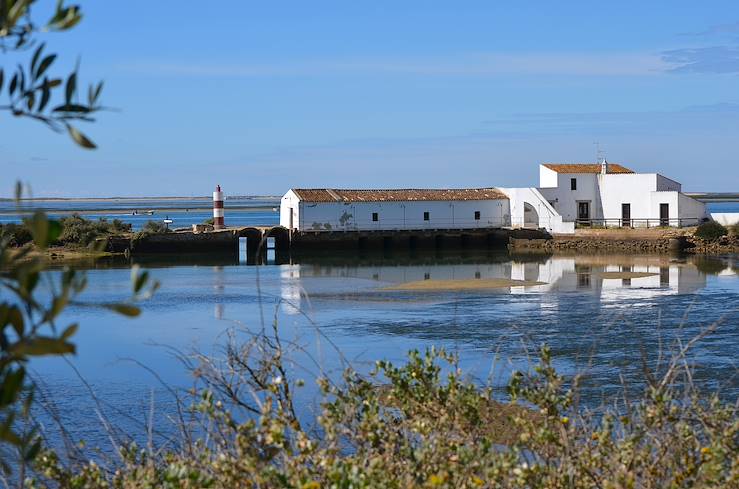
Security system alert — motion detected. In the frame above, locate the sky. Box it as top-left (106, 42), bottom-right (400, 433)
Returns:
top-left (3, 1), bottom-right (739, 197)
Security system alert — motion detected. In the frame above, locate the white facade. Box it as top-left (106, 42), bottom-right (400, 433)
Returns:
top-left (281, 189), bottom-right (510, 231)
top-left (280, 160), bottom-right (710, 235)
top-left (533, 162), bottom-right (708, 229)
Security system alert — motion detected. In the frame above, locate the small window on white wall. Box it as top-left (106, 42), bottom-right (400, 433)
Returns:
top-left (474, 211), bottom-right (481, 220)
top-left (372, 212), bottom-right (378, 222)
top-left (423, 212), bottom-right (430, 221)
top-left (570, 178), bottom-right (577, 190)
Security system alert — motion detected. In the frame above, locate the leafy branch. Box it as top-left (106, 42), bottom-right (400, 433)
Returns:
top-left (1, 0), bottom-right (102, 148)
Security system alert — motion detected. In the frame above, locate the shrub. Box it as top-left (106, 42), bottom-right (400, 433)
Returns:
top-left (203, 217), bottom-right (215, 225)
top-left (57, 214), bottom-right (132, 247)
top-left (141, 220), bottom-right (170, 234)
top-left (0, 223), bottom-right (33, 247)
top-left (694, 221), bottom-right (727, 241)
top-left (729, 223), bottom-right (739, 236)
top-left (29, 335), bottom-right (739, 488)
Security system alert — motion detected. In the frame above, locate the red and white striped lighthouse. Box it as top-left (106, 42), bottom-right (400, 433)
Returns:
top-left (213, 185), bottom-right (224, 229)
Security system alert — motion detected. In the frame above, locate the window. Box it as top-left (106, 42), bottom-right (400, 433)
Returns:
top-left (474, 211), bottom-right (481, 220)
top-left (474, 271), bottom-right (481, 279)
top-left (372, 212), bottom-right (378, 222)
top-left (424, 272), bottom-right (430, 280)
top-left (570, 178), bottom-right (577, 190)
top-left (423, 211), bottom-right (430, 221)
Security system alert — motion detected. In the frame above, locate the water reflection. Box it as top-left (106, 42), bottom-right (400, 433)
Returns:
top-left (278, 253), bottom-right (718, 311)
top-left (31, 250), bottom-right (738, 454)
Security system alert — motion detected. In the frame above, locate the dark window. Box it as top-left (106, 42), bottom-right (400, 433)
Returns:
top-left (423, 211), bottom-right (430, 221)
top-left (576, 265), bottom-right (591, 289)
top-left (372, 212), bottom-right (378, 222)
top-left (622, 266), bottom-right (632, 287)
top-left (474, 211), bottom-right (481, 220)
top-left (474, 271), bottom-right (481, 279)
top-left (570, 178), bottom-right (577, 190)
top-left (424, 272), bottom-right (430, 280)
top-left (660, 267), bottom-right (669, 286)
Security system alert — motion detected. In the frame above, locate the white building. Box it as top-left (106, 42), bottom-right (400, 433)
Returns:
top-left (533, 159), bottom-right (708, 228)
top-left (280, 159), bottom-right (709, 234)
top-left (280, 188), bottom-right (510, 231)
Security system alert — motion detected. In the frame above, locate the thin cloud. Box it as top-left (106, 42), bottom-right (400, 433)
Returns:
top-left (662, 46), bottom-right (739, 74)
top-left (117, 52), bottom-right (666, 78)
top-left (679, 21), bottom-right (739, 38)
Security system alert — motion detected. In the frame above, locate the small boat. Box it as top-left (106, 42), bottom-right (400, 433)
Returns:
top-left (146, 210), bottom-right (155, 215)
top-left (272, 207), bottom-right (278, 212)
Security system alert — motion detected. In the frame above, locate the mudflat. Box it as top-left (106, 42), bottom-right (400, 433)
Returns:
top-left (383, 278), bottom-right (546, 291)
top-left (598, 271), bottom-right (659, 279)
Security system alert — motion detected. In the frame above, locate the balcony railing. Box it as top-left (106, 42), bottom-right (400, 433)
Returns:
top-left (574, 217), bottom-right (704, 228)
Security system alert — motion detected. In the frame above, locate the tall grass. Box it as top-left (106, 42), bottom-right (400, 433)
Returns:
top-left (27, 320), bottom-right (738, 488)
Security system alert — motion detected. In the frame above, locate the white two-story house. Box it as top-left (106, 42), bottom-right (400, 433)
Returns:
top-left (535, 159), bottom-right (708, 227)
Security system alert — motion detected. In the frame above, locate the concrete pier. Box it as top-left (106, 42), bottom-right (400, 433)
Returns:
top-left (108, 226), bottom-right (548, 262)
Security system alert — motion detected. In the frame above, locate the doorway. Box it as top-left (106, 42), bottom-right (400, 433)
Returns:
top-left (622, 203), bottom-right (631, 227)
top-left (577, 201), bottom-right (590, 224)
top-left (660, 203), bottom-right (669, 227)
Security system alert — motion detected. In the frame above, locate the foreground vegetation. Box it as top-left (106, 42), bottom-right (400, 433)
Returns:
top-left (0, 215), bottom-right (174, 252)
top-left (26, 328), bottom-right (739, 488)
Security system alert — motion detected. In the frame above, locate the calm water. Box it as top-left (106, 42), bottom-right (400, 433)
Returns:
top-left (1, 198), bottom-right (736, 230)
top-left (0, 197), bottom-right (281, 230)
top-left (27, 250), bottom-right (739, 452)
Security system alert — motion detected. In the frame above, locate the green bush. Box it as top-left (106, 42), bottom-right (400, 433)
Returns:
top-left (28, 337), bottom-right (739, 488)
top-left (729, 223), bottom-right (739, 236)
top-left (694, 221), bottom-right (727, 241)
top-left (0, 223), bottom-right (33, 247)
top-left (141, 220), bottom-right (170, 234)
top-left (56, 214), bottom-right (132, 247)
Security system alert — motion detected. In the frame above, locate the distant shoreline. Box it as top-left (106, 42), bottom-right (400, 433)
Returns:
top-left (0, 205), bottom-right (278, 216)
top-left (0, 195), bottom-right (281, 202)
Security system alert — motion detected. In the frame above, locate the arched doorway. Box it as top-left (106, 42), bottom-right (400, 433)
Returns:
top-left (523, 202), bottom-right (539, 229)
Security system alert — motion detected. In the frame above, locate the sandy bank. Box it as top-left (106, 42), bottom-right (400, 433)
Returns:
top-left (383, 278), bottom-right (546, 291)
top-left (597, 271), bottom-right (659, 279)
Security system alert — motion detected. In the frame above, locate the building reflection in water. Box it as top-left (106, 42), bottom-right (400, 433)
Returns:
top-left (279, 252), bottom-right (716, 313)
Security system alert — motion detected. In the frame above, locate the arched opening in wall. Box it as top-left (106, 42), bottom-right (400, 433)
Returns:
top-left (237, 228), bottom-right (263, 264)
top-left (523, 203), bottom-right (539, 229)
top-left (264, 226), bottom-right (291, 264)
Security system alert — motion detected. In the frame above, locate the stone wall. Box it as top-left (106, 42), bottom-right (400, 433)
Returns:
top-left (510, 229), bottom-right (739, 254)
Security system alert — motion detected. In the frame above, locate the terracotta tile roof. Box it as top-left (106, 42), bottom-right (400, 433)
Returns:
top-left (542, 163), bottom-right (634, 174)
top-left (292, 188), bottom-right (508, 203)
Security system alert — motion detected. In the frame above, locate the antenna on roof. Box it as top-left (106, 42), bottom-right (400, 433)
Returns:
top-left (593, 141), bottom-right (605, 163)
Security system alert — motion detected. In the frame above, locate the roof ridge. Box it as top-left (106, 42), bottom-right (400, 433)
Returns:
top-left (325, 188), bottom-right (341, 201)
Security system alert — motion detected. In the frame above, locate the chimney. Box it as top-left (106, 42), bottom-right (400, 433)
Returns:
top-left (599, 156), bottom-right (608, 175)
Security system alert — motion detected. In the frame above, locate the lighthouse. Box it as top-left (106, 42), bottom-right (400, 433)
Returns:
top-left (213, 185), bottom-right (224, 229)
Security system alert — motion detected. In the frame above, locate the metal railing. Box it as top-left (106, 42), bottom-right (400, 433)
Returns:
top-left (574, 217), bottom-right (704, 228)
top-left (299, 217), bottom-right (511, 232)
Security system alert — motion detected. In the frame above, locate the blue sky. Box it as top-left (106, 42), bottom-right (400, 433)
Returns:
top-left (3, 1), bottom-right (739, 197)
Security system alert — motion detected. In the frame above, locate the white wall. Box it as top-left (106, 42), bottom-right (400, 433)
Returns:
top-left (289, 198), bottom-right (511, 231)
top-left (537, 173), bottom-right (600, 222)
top-left (539, 166), bottom-right (559, 188)
top-left (677, 193), bottom-right (708, 225)
top-left (711, 212), bottom-right (739, 226)
top-left (280, 190), bottom-right (301, 230)
top-left (599, 174), bottom-right (659, 225)
top-left (500, 187), bottom-right (575, 234)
